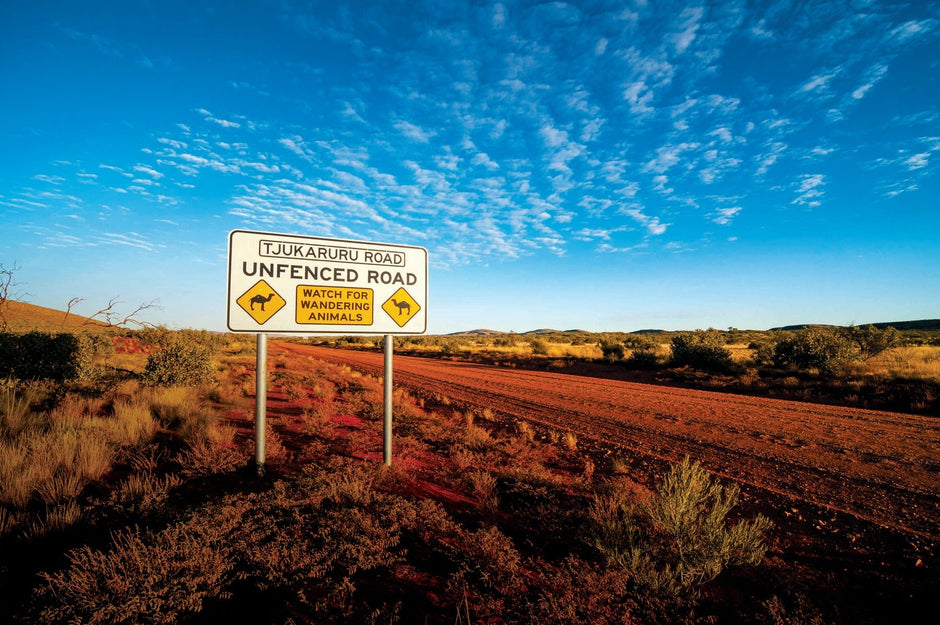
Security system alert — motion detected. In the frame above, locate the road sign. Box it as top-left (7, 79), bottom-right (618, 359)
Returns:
top-left (381, 287), bottom-right (421, 328)
top-left (227, 230), bottom-right (427, 334)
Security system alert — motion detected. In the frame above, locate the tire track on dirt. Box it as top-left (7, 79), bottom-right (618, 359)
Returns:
top-left (280, 343), bottom-right (940, 538)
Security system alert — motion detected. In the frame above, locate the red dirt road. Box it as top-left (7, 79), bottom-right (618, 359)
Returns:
top-left (279, 343), bottom-right (940, 540)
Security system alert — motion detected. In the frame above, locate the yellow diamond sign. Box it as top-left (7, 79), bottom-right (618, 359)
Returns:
top-left (236, 280), bottom-right (286, 325)
top-left (382, 287), bottom-right (420, 328)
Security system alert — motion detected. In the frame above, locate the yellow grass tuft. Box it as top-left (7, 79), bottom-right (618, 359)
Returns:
top-left (562, 431), bottom-right (578, 451)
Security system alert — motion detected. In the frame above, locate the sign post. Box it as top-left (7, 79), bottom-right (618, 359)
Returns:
top-left (384, 335), bottom-right (393, 466)
top-left (255, 333), bottom-right (267, 474)
top-left (227, 230), bottom-right (428, 468)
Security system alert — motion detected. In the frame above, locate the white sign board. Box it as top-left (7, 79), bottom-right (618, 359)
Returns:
top-left (227, 230), bottom-right (427, 334)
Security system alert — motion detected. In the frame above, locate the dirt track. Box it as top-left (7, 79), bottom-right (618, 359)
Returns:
top-left (280, 343), bottom-right (940, 539)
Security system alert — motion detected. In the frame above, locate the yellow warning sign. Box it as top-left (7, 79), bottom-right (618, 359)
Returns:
top-left (296, 285), bottom-right (373, 325)
top-left (236, 280), bottom-right (286, 325)
top-left (382, 287), bottom-right (420, 328)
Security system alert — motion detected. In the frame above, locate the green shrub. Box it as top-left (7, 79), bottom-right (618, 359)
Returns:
top-left (600, 341), bottom-right (625, 361)
top-left (669, 330), bottom-right (734, 372)
top-left (772, 327), bottom-right (856, 374)
top-left (0, 332), bottom-right (111, 381)
top-left (626, 348), bottom-right (658, 369)
top-left (592, 457), bottom-right (771, 596)
top-left (749, 340), bottom-right (776, 366)
top-left (529, 338), bottom-right (549, 355)
top-left (142, 333), bottom-right (216, 386)
top-left (843, 324), bottom-right (901, 360)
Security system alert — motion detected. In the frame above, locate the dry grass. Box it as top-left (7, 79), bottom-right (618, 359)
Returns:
top-left (562, 431), bottom-right (578, 451)
top-left (1, 300), bottom-right (110, 333)
top-left (0, 427), bottom-right (113, 508)
top-left (516, 420), bottom-right (536, 443)
top-left (462, 423), bottom-right (496, 451)
top-left (846, 346), bottom-right (940, 381)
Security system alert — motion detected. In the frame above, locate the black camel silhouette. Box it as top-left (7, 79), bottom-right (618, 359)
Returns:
top-left (390, 298), bottom-right (411, 316)
top-left (250, 293), bottom-right (276, 312)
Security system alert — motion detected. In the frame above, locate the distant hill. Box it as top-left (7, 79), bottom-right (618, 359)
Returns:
top-left (447, 329), bottom-right (502, 336)
top-left (770, 320), bottom-right (940, 332)
top-left (1, 300), bottom-right (109, 333)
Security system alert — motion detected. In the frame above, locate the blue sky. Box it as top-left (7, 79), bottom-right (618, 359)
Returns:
top-left (1, 1), bottom-right (938, 334)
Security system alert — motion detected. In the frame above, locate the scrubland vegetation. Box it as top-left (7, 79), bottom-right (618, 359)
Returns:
top-left (318, 323), bottom-right (940, 415)
top-left (0, 296), bottom-right (935, 622)
top-left (0, 324), bottom-right (796, 624)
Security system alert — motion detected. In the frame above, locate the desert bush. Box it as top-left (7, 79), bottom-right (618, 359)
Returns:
top-left (181, 434), bottom-right (243, 476)
top-left (626, 348), bottom-right (659, 369)
top-left (462, 423), bottom-right (496, 451)
top-left (600, 340), bottom-right (626, 362)
top-left (111, 472), bottom-right (182, 513)
top-left (749, 340), bottom-right (777, 366)
top-left (669, 330), bottom-right (734, 372)
top-left (530, 338), bottom-right (550, 355)
top-left (516, 419), bottom-right (536, 443)
top-left (773, 327), bottom-right (856, 374)
top-left (141, 332), bottom-right (216, 386)
top-left (494, 335), bottom-right (516, 348)
top-left (35, 523), bottom-right (235, 624)
top-left (592, 456), bottom-right (771, 596)
top-left (526, 557), bottom-right (637, 625)
top-left (0, 331), bottom-right (111, 382)
top-left (844, 324), bottom-right (901, 361)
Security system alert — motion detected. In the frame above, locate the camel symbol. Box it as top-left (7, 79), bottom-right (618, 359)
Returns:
top-left (390, 298), bottom-right (411, 317)
top-left (250, 293), bottom-right (277, 312)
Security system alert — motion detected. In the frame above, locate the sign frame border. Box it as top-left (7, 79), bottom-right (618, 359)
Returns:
top-left (226, 229), bottom-right (428, 335)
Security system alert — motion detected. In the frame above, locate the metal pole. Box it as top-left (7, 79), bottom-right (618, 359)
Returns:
top-left (383, 334), bottom-right (393, 466)
top-left (255, 332), bottom-right (267, 475)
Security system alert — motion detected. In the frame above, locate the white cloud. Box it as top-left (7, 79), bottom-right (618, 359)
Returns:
top-left (197, 108), bottom-right (242, 128)
top-left (98, 232), bottom-right (163, 252)
top-left (712, 206), bottom-right (742, 225)
top-left (708, 127), bottom-right (733, 143)
top-left (493, 2), bottom-right (506, 28)
top-left (793, 174), bottom-right (825, 207)
top-left (904, 153), bottom-right (929, 170)
top-left (623, 81), bottom-right (655, 115)
top-left (644, 143), bottom-right (699, 174)
top-left (133, 165), bottom-right (163, 179)
top-left (852, 63), bottom-right (888, 100)
top-left (619, 205), bottom-right (669, 236)
top-left (395, 120), bottom-right (433, 143)
top-left (799, 67), bottom-right (842, 94)
top-left (889, 19), bottom-right (937, 43)
top-left (749, 19), bottom-right (773, 40)
top-left (672, 6), bottom-right (704, 54)
top-left (539, 123), bottom-right (568, 148)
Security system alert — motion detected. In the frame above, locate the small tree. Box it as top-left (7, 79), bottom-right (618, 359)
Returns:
top-left (772, 327), bottom-right (856, 374)
top-left (530, 338), bottom-right (549, 355)
top-left (669, 330), bottom-right (734, 372)
top-left (843, 324), bottom-right (901, 360)
top-left (0, 262), bottom-right (26, 332)
top-left (599, 340), bottom-right (625, 362)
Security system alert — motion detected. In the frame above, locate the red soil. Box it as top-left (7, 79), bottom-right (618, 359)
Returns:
top-left (277, 342), bottom-right (940, 542)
